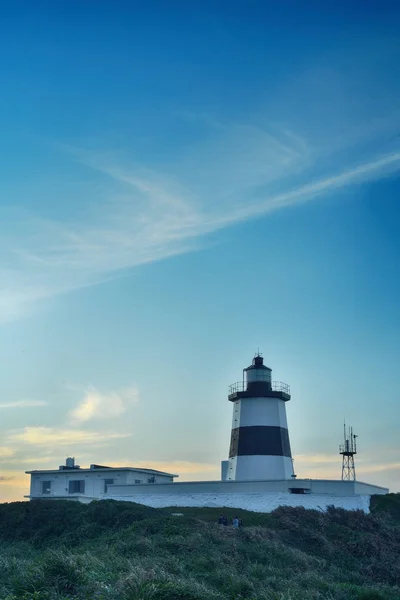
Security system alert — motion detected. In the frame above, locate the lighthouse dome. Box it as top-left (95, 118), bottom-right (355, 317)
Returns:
top-left (245, 354), bottom-right (272, 385)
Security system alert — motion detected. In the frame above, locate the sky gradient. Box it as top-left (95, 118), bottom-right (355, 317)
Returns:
top-left (1, 1), bottom-right (400, 501)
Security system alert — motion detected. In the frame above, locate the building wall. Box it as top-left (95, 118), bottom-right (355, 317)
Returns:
top-left (29, 470), bottom-right (172, 499)
top-left (30, 470), bottom-right (129, 498)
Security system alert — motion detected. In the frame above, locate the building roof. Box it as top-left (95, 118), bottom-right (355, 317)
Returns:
top-left (25, 466), bottom-right (178, 477)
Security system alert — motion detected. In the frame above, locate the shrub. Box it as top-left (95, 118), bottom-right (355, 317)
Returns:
top-left (152, 580), bottom-right (220, 600)
top-left (357, 592), bottom-right (386, 600)
top-left (1, 501), bottom-right (400, 600)
top-left (41, 551), bottom-right (88, 595)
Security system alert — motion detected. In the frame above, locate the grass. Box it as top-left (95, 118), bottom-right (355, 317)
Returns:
top-left (0, 495), bottom-right (399, 600)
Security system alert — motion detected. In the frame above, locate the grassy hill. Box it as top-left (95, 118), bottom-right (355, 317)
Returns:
top-left (0, 495), bottom-right (399, 600)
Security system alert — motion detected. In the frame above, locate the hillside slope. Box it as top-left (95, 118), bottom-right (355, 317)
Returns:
top-left (0, 495), bottom-right (399, 600)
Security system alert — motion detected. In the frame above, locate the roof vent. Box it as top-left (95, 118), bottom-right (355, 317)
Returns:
top-left (59, 457), bottom-right (80, 470)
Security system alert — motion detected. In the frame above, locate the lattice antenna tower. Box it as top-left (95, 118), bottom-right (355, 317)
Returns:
top-left (339, 423), bottom-right (358, 481)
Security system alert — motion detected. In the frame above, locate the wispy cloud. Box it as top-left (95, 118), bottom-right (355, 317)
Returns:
top-left (136, 460), bottom-right (220, 482)
top-left (69, 385), bottom-right (139, 424)
top-left (0, 447), bottom-right (15, 459)
top-left (241, 150), bottom-right (400, 220)
top-left (1, 41), bottom-right (400, 324)
top-left (5, 454), bottom-right (55, 466)
top-left (294, 453), bottom-right (340, 465)
top-left (357, 462), bottom-right (400, 475)
top-left (294, 452), bottom-right (400, 485)
top-left (2, 141), bottom-right (399, 326)
top-left (0, 399), bottom-right (47, 409)
top-left (0, 470), bottom-right (30, 502)
top-left (0, 387), bottom-right (137, 483)
top-left (8, 426), bottom-right (131, 447)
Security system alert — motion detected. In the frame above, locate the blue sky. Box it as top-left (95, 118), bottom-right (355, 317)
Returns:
top-left (1, 1), bottom-right (400, 500)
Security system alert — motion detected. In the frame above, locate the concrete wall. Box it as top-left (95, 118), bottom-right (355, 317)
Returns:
top-left (107, 491), bottom-right (372, 513)
top-left (297, 479), bottom-right (387, 496)
top-left (354, 481), bottom-right (389, 496)
top-left (221, 461), bottom-right (229, 481)
top-left (107, 478), bottom-right (388, 498)
top-left (108, 479), bottom-right (287, 496)
top-left (105, 478), bottom-right (388, 514)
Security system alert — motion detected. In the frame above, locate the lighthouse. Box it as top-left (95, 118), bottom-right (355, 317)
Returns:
top-left (227, 354), bottom-right (294, 481)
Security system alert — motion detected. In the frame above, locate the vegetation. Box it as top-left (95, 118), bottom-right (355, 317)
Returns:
top-left (0, 495), bottom-right (399, 600)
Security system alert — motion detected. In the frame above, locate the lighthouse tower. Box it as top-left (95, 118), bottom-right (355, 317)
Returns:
top-left (227, 354), bottom-right (294, 481)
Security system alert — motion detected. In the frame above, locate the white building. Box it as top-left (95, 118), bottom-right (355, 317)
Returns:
top-left (26, 458), bottom-right (177, 503)
top-left (24, 355), bottom-right (390, 513)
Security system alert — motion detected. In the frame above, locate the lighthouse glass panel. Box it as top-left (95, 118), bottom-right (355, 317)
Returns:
top-left (246, 369), bottom-right (271, 384)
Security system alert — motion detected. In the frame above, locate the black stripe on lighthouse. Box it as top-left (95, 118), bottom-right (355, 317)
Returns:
top-left (229, 426), bottom-right (292, 458)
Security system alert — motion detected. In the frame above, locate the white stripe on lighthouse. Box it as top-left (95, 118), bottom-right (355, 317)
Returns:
top-left (234, 397), bottom-right (288, 428)
top-left (233, 455), bottom-right (294, 480)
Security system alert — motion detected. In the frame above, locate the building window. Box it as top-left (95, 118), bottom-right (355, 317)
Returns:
top-left (104, 478), bottom-right (114, 493)
top-left (134, 479), bottom-right (142, 484)
top-left (68, 480), bottom-right (85, 494)
top-left (41, 481), bottom-right (51, 494)
top-left (148, 476), bottom-right (155, 483)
